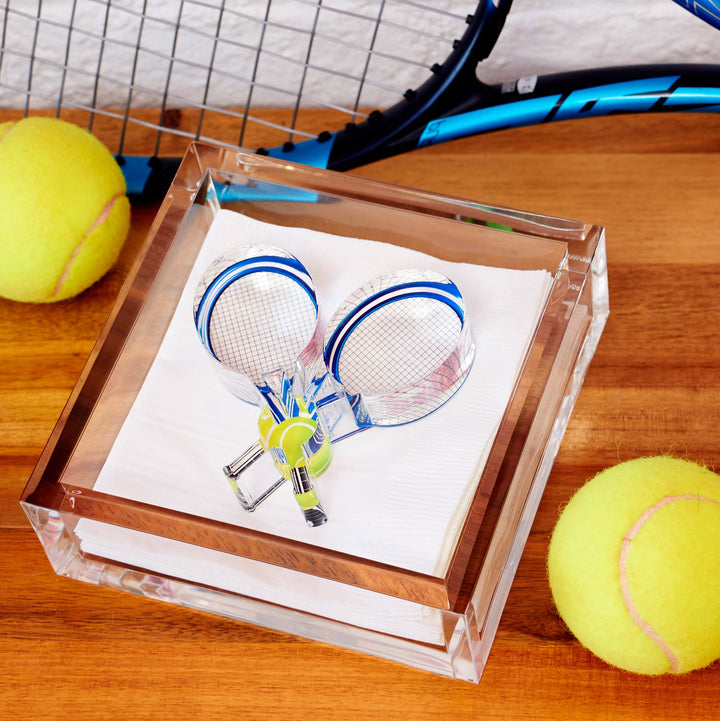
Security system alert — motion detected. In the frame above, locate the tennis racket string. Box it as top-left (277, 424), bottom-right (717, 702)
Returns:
top-left (192, 243), bottom-right (325, 406)
top-left (321, 267), bottom-right (475, 428)
top-left (196, 256), bottom-right (319, 382)
top-left (333, 297), bottom-right (462, 395)
top-left (0, 0), bottom-right (471, 155)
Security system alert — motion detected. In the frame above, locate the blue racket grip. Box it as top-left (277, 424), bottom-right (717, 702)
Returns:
top-left (118, 155), bottom-right (181, 199)
top-left (118, 141), bottom-right (332, 201)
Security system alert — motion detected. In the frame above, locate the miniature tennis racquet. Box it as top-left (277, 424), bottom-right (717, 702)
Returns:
top-left (192, 244), bottom-right (330, 527)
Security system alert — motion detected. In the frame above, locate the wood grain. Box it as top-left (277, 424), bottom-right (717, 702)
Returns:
top-left (1, 112), bottom-right (719, 719)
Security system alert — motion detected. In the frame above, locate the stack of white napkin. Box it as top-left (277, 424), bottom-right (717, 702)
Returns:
top-left (76, 210), bottom-right (552, 639)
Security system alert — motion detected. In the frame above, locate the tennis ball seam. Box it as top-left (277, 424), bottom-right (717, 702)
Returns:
top-left (0, 121), bottom-right (15, 144)
top-left (51, 192), bottom-right (126, 299)
top-left (618, 493), bottom-right (720, 673)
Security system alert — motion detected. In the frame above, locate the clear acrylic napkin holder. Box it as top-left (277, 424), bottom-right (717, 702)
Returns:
top-left (21, 144), bottom-right (608, 682)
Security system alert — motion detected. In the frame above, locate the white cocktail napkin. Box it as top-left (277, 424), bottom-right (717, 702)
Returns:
top-left (77, 210), bottom-right (552, 632)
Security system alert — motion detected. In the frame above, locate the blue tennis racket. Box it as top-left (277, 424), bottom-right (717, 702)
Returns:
top-left (2, 0), bottom-right (719, 198)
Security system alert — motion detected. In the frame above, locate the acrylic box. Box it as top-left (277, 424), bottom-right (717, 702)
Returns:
top-left (21, 144), bottom-right (608, 683)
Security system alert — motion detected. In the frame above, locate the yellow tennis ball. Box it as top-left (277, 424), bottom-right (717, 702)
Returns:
top-left (547, 456), bottom-right (720, 675)
top-left (0, 117), bottom-right (130, 303)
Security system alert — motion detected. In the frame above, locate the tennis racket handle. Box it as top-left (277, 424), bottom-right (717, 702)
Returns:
top-left (290, 466), bottom-right (328, 527)
top-left (223, 442), bottom-right (265, 478)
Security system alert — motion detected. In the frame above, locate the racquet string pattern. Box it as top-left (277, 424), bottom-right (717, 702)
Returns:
top-left (324, 268), bottom-right (474, 426)
top-left (193, 246), bottom-right (319, 390)
top-left (0, 0), bottom-right (470, 154)
top-left (205, 273), bottom-right (318, 381)
top-left (336, 296), bottom-right (462, 396)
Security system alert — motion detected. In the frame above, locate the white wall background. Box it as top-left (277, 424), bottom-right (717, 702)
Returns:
top-left (2, 0), bottom-right (719, 112)
top-left (479, 0), bottom-right (719, 82)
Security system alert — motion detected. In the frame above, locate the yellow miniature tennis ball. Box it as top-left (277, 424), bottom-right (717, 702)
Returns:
top-left (0, 116), bottom-right (130, 303)
top-left (547, 456), bottom-right (720, 675)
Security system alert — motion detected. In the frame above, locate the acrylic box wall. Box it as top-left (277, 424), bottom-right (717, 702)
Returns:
top-left (21, 145), bottom-right (608, 682)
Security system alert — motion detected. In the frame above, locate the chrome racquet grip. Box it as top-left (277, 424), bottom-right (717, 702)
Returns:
top-left (290, 466), bottom-right (327, 527)
top-left (223, 442), bottom-right (265, 479)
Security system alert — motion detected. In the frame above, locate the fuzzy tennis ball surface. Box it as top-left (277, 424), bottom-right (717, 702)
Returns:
top-left (0, 117), bottom-right (130, 303)
top-left (547, 456), bottom-right (720, 675)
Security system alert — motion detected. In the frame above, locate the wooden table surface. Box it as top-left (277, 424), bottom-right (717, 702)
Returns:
top-left (2, 114), bottom-right (719, 720)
